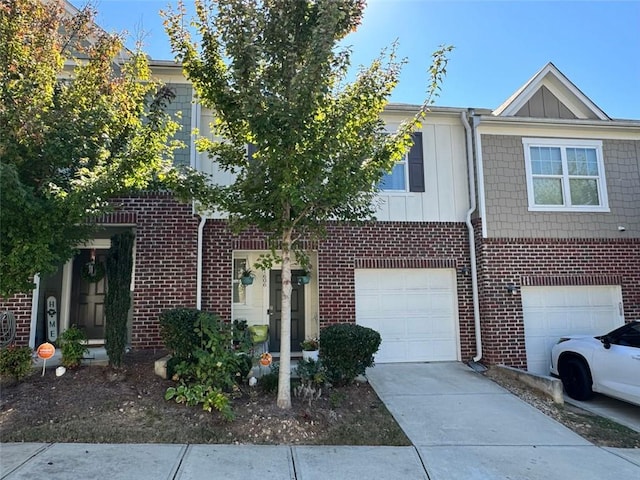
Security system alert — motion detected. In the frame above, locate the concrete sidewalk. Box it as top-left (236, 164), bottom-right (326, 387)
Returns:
top-left (1, 444), bottom-right (428, 480)
top-left (366, 362), bottom-right (640, 480)
top-left (3, 362), bottom-right (639, 479)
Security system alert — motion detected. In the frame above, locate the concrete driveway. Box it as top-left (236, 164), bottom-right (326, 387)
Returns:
top-left (564, 393), bottom-right (640, 433)
top-left (366, 362), bottom-right (640, 480)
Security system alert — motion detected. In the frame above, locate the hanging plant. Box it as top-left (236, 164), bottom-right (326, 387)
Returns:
top-left (81, 261), bottom-right (106, 283)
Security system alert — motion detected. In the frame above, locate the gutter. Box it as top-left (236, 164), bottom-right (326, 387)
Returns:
top-left (461, 111), bottom-right (482, 363)
top-left (196, 216), bottom-right (207, 310)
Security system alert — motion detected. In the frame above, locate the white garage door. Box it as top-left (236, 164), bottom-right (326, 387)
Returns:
top-left (522, 285), bottom-right (624, 375)
top-left (355, 269), bottom-right (459, 363)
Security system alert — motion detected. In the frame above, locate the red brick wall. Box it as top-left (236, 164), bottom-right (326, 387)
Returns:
top-left (477, 236), bottom-right (640, 368)
top-left (1, 194), bottom-right (199, 349)
top-left (318, 222), bottom-right (476, 362)
top-left (3, 200), bottom-right (478, 360)
top-left (116, 195), bottom-right (199, 348)
top-left (198, 220), bottom-right (477, 362)
top-left (0, 294), bottom-right (33, 345)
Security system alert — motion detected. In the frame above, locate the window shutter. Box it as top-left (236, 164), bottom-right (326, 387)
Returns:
top-left (247, 143), bottom-right (257, 162)
top-left (408, 132), bottom-right (425, 192)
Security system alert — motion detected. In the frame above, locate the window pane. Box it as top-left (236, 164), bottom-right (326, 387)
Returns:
top-left (380, 163), bottom-right (406, 191)
top-left (567, 148), bottom-right (599, 176)
top-left (234, 259), bottom-right (247, 279)
top-left (570, 179), bottom-right (600, 205)
top-left (533, 178), bottom-right (563, 205)
top-left (233, 259), bottom-right (247, 304)
top-left (531, 147), bottom-right (562, 175)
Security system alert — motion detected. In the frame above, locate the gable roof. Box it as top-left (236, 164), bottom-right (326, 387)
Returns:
top-left (493, 62), bottom-right (609, 121)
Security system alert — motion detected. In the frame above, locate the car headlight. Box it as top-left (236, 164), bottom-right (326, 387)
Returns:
top-left (556, 337), bottom-right (571, 344)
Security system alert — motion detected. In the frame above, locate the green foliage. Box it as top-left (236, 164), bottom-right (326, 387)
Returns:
top-left (166, 355), bottom-right (184, 380)
top-left (232, 319), bottom-right (252, 351)
top-left (159, 308), bottom-right (202, 358)
top-left (329, 391), bottom-right (346, 409)
top-left (295, 358), bottom-right (326, 388)
top-left (165, 384), bottom-right (234, 421)
top-left (300, 337), bottom-right (319, 351)
top-left (259, 363), bottom-right (280, 394)
top-left (0, 345), bottom-right (33, 382)
top-left (164, 0), bottom-right (452, 242)
top-left (0, 0), bottom-right (182, 297)
top-left (320, 324), bottom-right (381, 386)
top-left (59, 326), bottom-right (88, 369)
top-left (105, 232), bottom-right (134, 368)
top-left (162, 309), bottom-right (250, 419)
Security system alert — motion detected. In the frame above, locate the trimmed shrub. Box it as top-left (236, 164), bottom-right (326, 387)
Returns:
top-left (159, 308), bottom-right (202, 359)
top-left (59, 325), bottom-right (88, 368)
top-left (0, 345), bottom-right (33, 382)
top-left (320, 323), bottom-right (381, 386)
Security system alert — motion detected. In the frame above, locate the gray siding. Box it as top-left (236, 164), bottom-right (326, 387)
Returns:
top-left (481, 134), bottom-right (640, 238)
top-left (165, 83), bottom-right (192, 167)
top-left (515, 86), bottom-right (578, 119)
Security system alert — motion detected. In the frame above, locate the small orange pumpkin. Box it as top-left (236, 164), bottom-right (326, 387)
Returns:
top-left (259, 352), bottom-right (272, 366)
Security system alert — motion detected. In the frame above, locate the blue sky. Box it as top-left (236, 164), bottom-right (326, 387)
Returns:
top-left (88, 0), bottom-right (639, 119)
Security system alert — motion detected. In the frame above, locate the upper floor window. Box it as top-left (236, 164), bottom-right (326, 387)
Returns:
top-left (380, 155), bottom-right (408, 191)
top-left (522, 138), bottom-right (608, 212)
top-left (379, 132), bottom-right (424, 193)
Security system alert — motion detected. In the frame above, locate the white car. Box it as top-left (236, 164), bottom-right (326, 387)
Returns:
top-left (550, 321), bottom-right (640, 406)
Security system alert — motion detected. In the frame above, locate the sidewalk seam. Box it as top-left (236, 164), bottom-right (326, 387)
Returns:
top-left (413, 445), bottom-right (432, 480)
top-left (289, 446), bottom-right (298, 479)
top-left (169, 444), bottom-right (189, 480)
top-left (0, 443), bottom-right (52, 480)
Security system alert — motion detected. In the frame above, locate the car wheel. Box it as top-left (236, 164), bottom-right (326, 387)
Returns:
top-left (559, 357), bottom-right (594, 401)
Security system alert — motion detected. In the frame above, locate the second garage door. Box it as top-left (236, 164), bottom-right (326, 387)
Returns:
top-left (355, 269), bottom-right (459, 363)
top-left (522, 285), bottom-right (624, 375)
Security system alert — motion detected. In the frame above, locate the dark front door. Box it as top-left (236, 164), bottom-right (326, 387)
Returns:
top-left (269, 270), bottom-right (305, 353)
top-left (70, 249), bottom-right (108, 341)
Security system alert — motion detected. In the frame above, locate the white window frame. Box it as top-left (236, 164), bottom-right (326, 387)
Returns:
top-left (380, 153), bottom-right (409, 193)
top-left (522, 137), bottom-right (609, 212)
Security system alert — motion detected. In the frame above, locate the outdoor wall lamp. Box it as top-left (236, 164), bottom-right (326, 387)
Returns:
top-left (506, 283), bottom-right (518, 294)
top-left (459, 266), bottom-right (471, 276)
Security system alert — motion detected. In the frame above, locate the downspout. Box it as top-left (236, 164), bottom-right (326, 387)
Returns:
top-left (192, 89), bottom-right (206, 311)
top-left (196, 216), bottom-right (206, 310)
top-left (461, 111), bottom-right (482, 363)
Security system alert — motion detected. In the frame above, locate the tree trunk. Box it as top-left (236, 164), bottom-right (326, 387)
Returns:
top-left (276, 229), bottom-right (293, 409)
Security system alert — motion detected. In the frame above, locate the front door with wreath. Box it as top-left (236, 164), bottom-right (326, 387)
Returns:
top-left (70, 249), bottom-right (108, 341)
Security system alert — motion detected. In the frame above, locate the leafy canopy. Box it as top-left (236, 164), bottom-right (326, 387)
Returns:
top-left (0, 0), bottom-right (182, 297)
top-left (165, 0), bottom-right (451, 249)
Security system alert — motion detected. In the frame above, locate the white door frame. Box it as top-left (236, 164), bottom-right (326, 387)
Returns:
top-left (29, 239), bottom-right (112, 347)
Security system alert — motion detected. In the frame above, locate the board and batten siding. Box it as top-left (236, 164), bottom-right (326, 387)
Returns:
top-left (375, 113), bottom-right (469, 223)
top-left (198, 108), bottom-right (469, 223)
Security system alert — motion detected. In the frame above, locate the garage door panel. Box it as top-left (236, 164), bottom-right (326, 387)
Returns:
top-left (377, 321), bottom-right (406, 336)
top-left (523, 286), bottom-right (623, 375)
top-left (355, 269), bottom-right (459, 363)
top-left (405, 294), bottom-right (430, 311)
top-left (406, 317), bottom-right (433, 335)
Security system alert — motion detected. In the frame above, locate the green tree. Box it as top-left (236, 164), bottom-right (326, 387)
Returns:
top-left (164, 0), bottom-right (451, 409)
top-left (0, 0), bottom-right (181, 297)
top-left (105, 231), bottom-right (135, 368)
